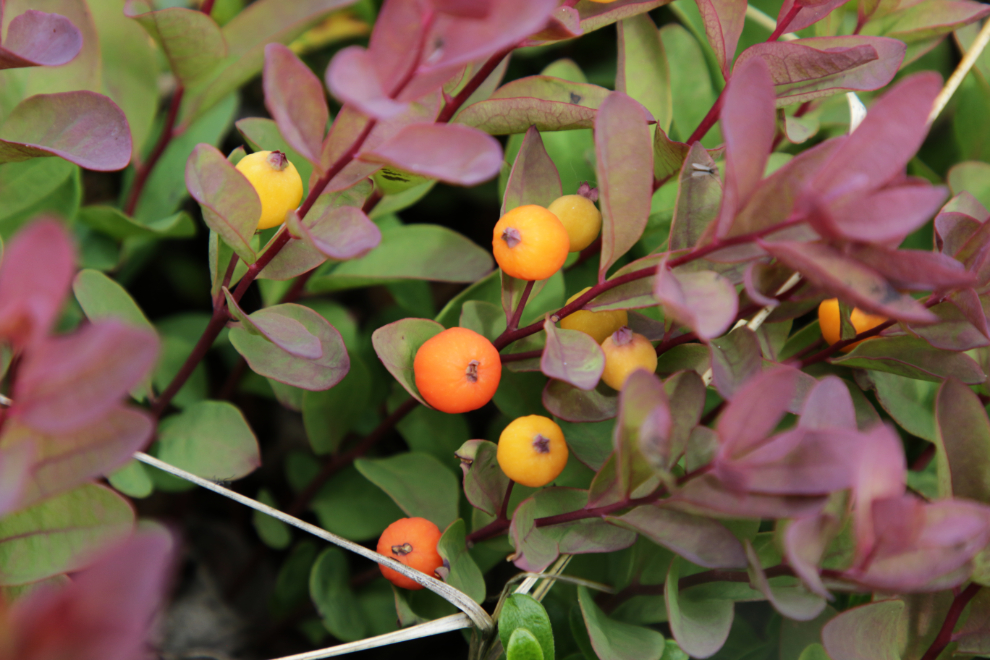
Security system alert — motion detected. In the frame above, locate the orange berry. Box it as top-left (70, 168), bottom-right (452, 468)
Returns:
top-left (492, 205), bottom-right (569, 281)
top-left (413, 327), bottom-right (502, 413)
top-left (547, 194), bottom-right (602, 252)
top-left (818, 298), bottom-right (887, 352)
top-left (497, 415), bottom-right (568, 487)
top-left (600, 327), bottom-right (657, 390)
top-left (376, 517), bottom-right (444, 590)
top-left (559, 287), bottom-right (628, 344)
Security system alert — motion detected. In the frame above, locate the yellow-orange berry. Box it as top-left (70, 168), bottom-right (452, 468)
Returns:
top-left (600, 327), bottom-right (657, 390)
top-left (818, 298), bottom-right (887, 352)
top-left (414, 327), bottom-right (502, 413)
top-left (547, 195), bottom-right (602, 252)
top-left (376, 517), bottom-right (443, 590)
top-left (559, 288), bottom-right (628, 345)
top-left (497, 415), bottom-right (568, 487)
top-left (492, 205), bottom-right (569, 281)
top-left (235, 150), bottom-right (304, 230)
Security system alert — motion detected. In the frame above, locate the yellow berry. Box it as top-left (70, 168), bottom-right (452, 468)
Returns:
top-left (817, 299), bottom-right (887, 352)
top-left (559, 287), bottom-right (628, 344)
top-left (497, 415), bottom-right (568, 487)
top-left (492, 205), bottom-right (569, 281)
top-left (235, 150), bottom-right (304, 231)
top-left (600, 327), bottom-right (657, 390)
top-left (547, 195), bottom-right (602, 252)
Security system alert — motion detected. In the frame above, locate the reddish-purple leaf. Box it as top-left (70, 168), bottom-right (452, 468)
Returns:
top-left (695, 0), bottom-right (746, 78)
top-left (822, 600), bottom-right (904, 660)
top-left (760, 240), bottom-right (938, 324)
top-left (610, 505), bottom-right (746, 568)
top-left (819, 183), bottom-right (948, 244)
top-left (542, 380), bottom-right (618, 422)
top-left (660, 370), bottom-right (706, 468)
top-left (501, 126), bottom-right (562, 216)
top-left (0, 218), bottom-right (75, 350)
top-left (669, 474), bottom-right (828, 519)
top-left (654, 267), bottom-right (738, 340)
top-left (800, 376), bottom-right (856, 430)
top-left (225, 291), bottom-right (323, 360)
top-left (0, 91), bottom-right (132, 171)
top-left (935, 377), bottom-right (990, 503)
top-left (715, 57), bottom-right (775, 238)
top-left (935, 211), bottom-right (981, 256)
top-left (778, 0), bottom-right (848, 33)
top-left (0, 442), bottom-right (35, 517)
top-left (325, 45), bottom-right (409, 121)
top-left (263, 44), bottom-right (328, 166)
top-left (525, 5), bottom-right (582, 44)
top-left (287, 205), bottom-right (381, 261)
top-left (783, 513), bottom-right (841, 599)
top-left (942, 190), bottom-right (990, 222)
top-left (185, 143), bottom-right (261, 264)
top-left (910, 299), bottom-right (990, 351)
top-left (846, 243), bottom-right (973, 291)
top-left (0, 10), bottom-right (81, 69)
top-left (229, 304), bottom-right (349, 391)
top-left (832, 336), bottom-right (986, 384)
top-left (744, 541), bottom-right (826, 621)
top-left (432, 0), bottom-right (492, 18)
top-left (14, 321), bottom-right (159, 434)
top-left (358, 123), bottom-right (502, 186)
top-left (3, 407), bottom-right (153, 509)
top-left (541, 318), bottom-right (605, 391)
top-left (456, 440), bottom-right (508, 516)
top-left (596, 92), bottom-right (654, 281)
top-left (717, 366), bottom-right (800, 460)
top-left (577, 0), bottom-right (670, 34)
top-left (850, 423), bottom-right (906, 562)
top-left (9, 528), bottom-right (174, 660)
top-left (950, 289), bottom-right (990, 341)
top-left (736, 37), bottom-right (904, 107)
top-left (808, 72), bottom-right (942, 206)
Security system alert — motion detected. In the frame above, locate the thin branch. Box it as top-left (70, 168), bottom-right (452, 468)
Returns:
top-left (929, 17), bottom-right (990, 124)
top-left (920, 583), bottom-right (981, 660)
top-left (466, 481), bottom-right (515, 546)
top-left (768, 3), bottom-right (801, 42)
top-left (500, 349), bottom-right (543, 364)
top-left (124, 87), bottom-right (184, 216)
top-left (507, 281), bottom-right (535, 332)
top-left (436, 47), bottom-right (513, 124)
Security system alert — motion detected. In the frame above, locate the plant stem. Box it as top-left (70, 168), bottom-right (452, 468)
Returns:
top-left (796, 318), bottom-right (896, 368)
top-left (919, 583), bottom-right (981, 660)
top-left (507, 281), bottom-right (535, 332)
top-left (124, 87), bottom-right (184, 216)
top-left (500, 349), bottom-right (543, 363)
top-left (686, 90), bottom-right (724, 145)
top-left (200, 0), bottom-right (216, 15)
top-left (436, 46), bottom-right (513, 124)
top-left (151, 310), bottom-right (228, 418)
top-left (534, 489), bottom-right (665, 528)
top-left (768, 3), bottom-right (801, 42)
top-left (465, 481), bottom-right (515, 546)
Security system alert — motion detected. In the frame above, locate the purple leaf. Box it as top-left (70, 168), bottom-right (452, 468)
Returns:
top-left (263, 44), bottom-right (328, 166)
top-left (0, 10), bottom-right (81, 69)
top-left (501, 126), bottom-right (562, 216)
top-left (845, 243), bottom-right (973, 291)
top-left (935, 211), bottom-right (982, 256)
top-left (665, 556), bottom-right (735, 658)
top-left (669, 473), bottom-right (828, 519)
top-left (696, 0), bottom-right (746, 78)
top-left (935, 377), bottom-right (990, 503)
top-left (807, 72), bottom-right (942, 206)
top-left (778, 0), bottom-right (848, 33)
top-left (455, 440), bottom-right (508, 516)
top-left (850, 423), bottom-right (906, 561)
top-left (185, 143), bottom-right (260, 264)
top-left (287, 205), bottom-right (381, 261)
top-left (0, 91), bottom-right (132, 171)
top-left (759, 240), bottom-right (938, 324)
top-left (3, 407), bottom-right (153, 510)
top-left (123, 3), bottom-right (225, 86)
top-left (832, 336), bottom-right (987, 384)
top-left (526, 6), bottom-right (582, 44)
top-left (0, 218), bottom-right (75, 350)
top-left (800, 376), bottom-right (856, 430)
top-left (610, 505), bottom-right (746, 568)
top-left (822, 600), bottom-right (905, 660)
top-left (542, 380), bottom-right (618, 422)
top-left (735, 36), bottom-right (905, 107)
top-left (714, 57), bottom-right (776, 238)
top-left (577, 0), bottom-right (671, 34)
top-left (717, 366), bottom-right (800, 459)
top-left (596, 92), bottom-right (654, 280)
top-left (655, 267), bottom-right (738, 341)
top-left (660, 370), bottom-right (706, 468)
top-left (613, 370), bottom-right (669, 496)
top-left (358, 123), bottom-right (502, 186)
top-left (909, 292), bottom-right (990, 351)
top-left (325, 45), bottom-right (408, 121)
top-left (8, 528), bottom-right (173, 660)
top-left (456, 76), bottom-right (611, 134)
top-left (225, 291), bottom-right (323, 360)
top-left (431, 0), bottom-right (493, 18)
top-left (371, 318), bottom-right (444, 406)
top-left (818, 184), bottom-right (948, 244)
top-left (744, 541), bottom-right (826, 621)
top-left (669, 143), bottom-right (721, 250)
top-left (229, 304), bottom-right (349, 391)
top-left (541, 317), bottom-right (605, 391)
top-left (14, 321), bottom-right (159, 434)
top-left (783, 513), bottom-right (841, 599)
top-left (709, 328), bottom-right (764, 401)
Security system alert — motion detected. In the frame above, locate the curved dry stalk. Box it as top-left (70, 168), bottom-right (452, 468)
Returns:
top-left (133, 452), bottom-right (493, 632)
top-left (929, 17), bottom-right (990, 123)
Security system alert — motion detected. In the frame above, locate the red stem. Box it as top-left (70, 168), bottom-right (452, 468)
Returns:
top-left (436, 46), bottom-right (513, 124)
top-left (466, 481), bottom-right (515, 546)
top-left (920, 583), bottom-right (981, 660)
top-left (686, 90), bottom-right (724, 146)
top-left (500, 349), bottom-right (543, 363)
top-left (768, 3), bottom-right (801, 42)
top-left (507, 281), bottom-right (535, 332)
top-left (124, 87), bottom-right (185, 216)
top-left (200, 0), bottom-right (216, 15)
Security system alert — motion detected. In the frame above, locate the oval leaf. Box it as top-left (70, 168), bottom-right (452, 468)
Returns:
top-left (0, 10), bottom-right (82, 69)
top-left (371, 317), bottom-right (444, 406)
top-left (541, 317), bottom-right (605, 391)
top-left (355, 452), bottom-right (459, 530)
top-left (263, 43), bottom-right (328, 165)
top-left (155, 400), bottom-right (260, 482)
top-left (655, 267), bottom-right (738, 340)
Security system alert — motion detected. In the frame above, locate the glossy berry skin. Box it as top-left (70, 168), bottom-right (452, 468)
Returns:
top-left (547, 194), bottom-right (602, 252)
top-left (559, 287), bottom-right (628, 345)
top-left (818, 298), bottom-right (886, 352)
top-left (497, 415), bottom-right (568, 488)
top-left (235, 150), bottom-right (304, 230)
top-left (414, 327), bottom-right (502, 413)
top-left (492, 205), bottom-right (569, 281)
top-left (601, 327), bottom-right (658, 390)
top-left (376, 517), bottom-right (443, 590)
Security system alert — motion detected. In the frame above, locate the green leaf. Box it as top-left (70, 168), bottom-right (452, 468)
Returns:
top-left (154, 400), bottom-right (260, 482)
top-left (355, 452), bottom-right (459, 530)
top-left (370, 318), bottom-right (444, 406)
top-left (125, 4), bottom-right (226, 86)
top-left (436, 519), bottom-right (485, 604)
top-left (253, 488), bottom-right (292, 549)
top-left (395, 403), bottom-right (469, 469)
top-left (831, 336), bottom-right (986, 384)
top-left (307, 224), bottom-right (494, 292)
top-left (578, 585), bottom-right (666, 660)
top-left (617, 12), bottom-right (672, 133)
top-left (308, 465), bottom-right (405, 542)
top-left (310, 547), bottom-right (367, 642)
top-left (659, 23), bottom-right (721, 145)
top-left (0, 484), bottom-right (133, 586)
top-left (271, 540), bottom-right (318, 616)
top-left (77, 206), bottom-right (196, 240)
top-left (664, 557), bottom-right (733, 658)
top-left (0, 158), bottom-right (79, 238)
top-left (154, 314), bottom-right (210, 410)
top-left (507, 628), bottom-right (545, 660)
top-left (73, 269), bottom-right (153, 331)
top-left (798, 643), bottom-right (831, 660)
top-left (501, 593), bottom-right (555, 660)
top-left (821, 600), bottom-right (904, 660)
top-left (108, 459), bottom-right (154, 499)
top-left (935, 377), bottom-right (990, 503)
top-left (302, 355), bottom-right (371, 455)
top-left (864, 370), bottom-right (937, 441)
top-left (948, 161), bottom-right (990, 210)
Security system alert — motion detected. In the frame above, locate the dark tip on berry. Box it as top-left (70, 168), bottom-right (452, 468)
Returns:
top-left (612, 326), bottom-right (633, 346)
top-left (391, 543), bottom-right (413, 556)
top-left (267, 151), bottom-right (289, 171)
top-left (577, 182), bottom-right (599, 202)
top-left (465, 359), bottom-right (480, 382)
top-left (533, 434), bottom-right (551, 454)
top-left (501, 227), bottom-right (521, 248)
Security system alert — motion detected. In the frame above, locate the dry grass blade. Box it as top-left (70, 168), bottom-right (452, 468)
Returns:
top-left (929, 18), bottom-right (990, 123)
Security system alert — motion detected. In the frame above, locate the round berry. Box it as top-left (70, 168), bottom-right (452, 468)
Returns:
top-left (235, 150), bottom-right (304, 231)
top-left (376, 517), bottom-right (444, 590)
top-left (414, 327), bottom-right (502, 413)
top-left (817, 298), bottom-right (886, 352)
top-left (547, 194), bottom-right (602, 252)
top-left (497, 415), bottom-right (568, 488)
top-left (492, 205), bottom-right (569, 281)
top-left (600, 327), bottom-right (657, 390)
top-left (559, 287), bottom-right (629, 345)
